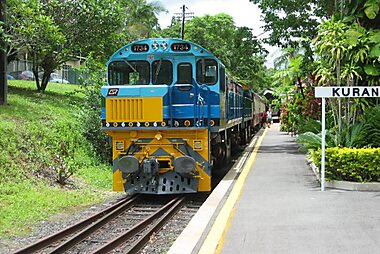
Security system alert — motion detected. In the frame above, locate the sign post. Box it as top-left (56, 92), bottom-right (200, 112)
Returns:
top-left (315, 86), bottom-right (380, 191)
top-left (321, 97), bottom-right (325, 191)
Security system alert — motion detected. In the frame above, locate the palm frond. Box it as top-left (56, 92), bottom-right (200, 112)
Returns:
top-left (296, 132), bottom-right (322, 151)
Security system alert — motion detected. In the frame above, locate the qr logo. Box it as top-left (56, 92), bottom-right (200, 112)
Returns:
top-left (107, 88), bottom-right (119, 96)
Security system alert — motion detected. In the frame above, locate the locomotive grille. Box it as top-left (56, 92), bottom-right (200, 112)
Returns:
top-left (106, 97), bottom-right (163, 122)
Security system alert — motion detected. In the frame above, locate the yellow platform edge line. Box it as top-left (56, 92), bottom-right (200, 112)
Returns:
top-left (198, 127), bottom-right (268, 254)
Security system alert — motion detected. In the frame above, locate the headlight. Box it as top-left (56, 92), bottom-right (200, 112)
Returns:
top-left (161, 41), bottom-right (168, 50)
top-left (117, 155), bottom-right (139, 173)
top-left (173, 156), bottom-right (196, 174)
top-left (152, 42), bottom-right (159, 50)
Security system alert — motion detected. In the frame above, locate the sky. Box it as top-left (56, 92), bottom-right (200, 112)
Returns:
top-left (150, 0), bottom-right (280, 67)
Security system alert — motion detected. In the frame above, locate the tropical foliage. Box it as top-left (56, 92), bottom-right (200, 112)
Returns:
top-left (297, 105), bottom-right (380, 149)
top-left (257, 0), bottom-right (380, 182)
top-left (269, 0), bottom-right (380, 137)
top-left (312, 14), bottom-right (380, 147)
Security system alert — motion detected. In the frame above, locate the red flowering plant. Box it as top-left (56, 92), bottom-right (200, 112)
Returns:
top-left (280, 82), bottom-right (321, 133)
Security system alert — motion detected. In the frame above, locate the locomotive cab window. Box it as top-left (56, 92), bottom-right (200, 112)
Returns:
top-left (177, 63), bottom-right (192, 84)
top-left (196, 59), bottom-right (217, 85)
top-left (108, 60), bottom-right (149, 85)
top-left (220, 67), bottom-right (225, 92)
top-left (152, 60), bottom-right (173, 85)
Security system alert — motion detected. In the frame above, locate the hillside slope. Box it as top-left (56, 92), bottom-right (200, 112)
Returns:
top-left (0, 81), bottom-right (113, 237)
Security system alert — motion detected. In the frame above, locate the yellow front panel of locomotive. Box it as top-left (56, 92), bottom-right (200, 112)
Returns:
top-left (107, 129), bottom-right (211, 192)
top-left (105, 97), bottom-right (163, 122)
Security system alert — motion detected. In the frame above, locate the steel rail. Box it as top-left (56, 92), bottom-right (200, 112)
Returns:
top-left (123, 196), bottom-right (186, 254)
top-left (13, 195), bottom-right (136, 254)
top-left (49, 195), bottom-right (139, 254)
top-left (91, 196), bottom-right (186, 254)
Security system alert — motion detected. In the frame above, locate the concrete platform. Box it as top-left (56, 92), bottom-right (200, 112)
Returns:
top-left (169, 123), bottom-right (380, 254)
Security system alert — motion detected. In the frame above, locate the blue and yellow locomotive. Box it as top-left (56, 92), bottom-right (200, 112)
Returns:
top-left (101, 38), bottom-right (265, 194)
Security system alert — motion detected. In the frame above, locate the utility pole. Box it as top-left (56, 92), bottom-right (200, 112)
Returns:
top-left (174, 5), bottom-right (194, 39)
top-left (0, 0), bottom-right (7, 106)
top-left (181, 4), bottom-right (185, 39)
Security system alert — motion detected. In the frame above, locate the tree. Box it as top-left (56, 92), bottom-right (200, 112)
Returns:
top-left (8, 0), bottom-right (67, 91)
top-left (125, 0), bottom-right (166, 39)
top-left (7, 0), bottom-right (128, 92)
top-left (160, 13), bottom-right (270, 90)
top-left (250, 0), bottom-right (380, 48)
top-left (229, 27), bottom-right (267, 82)
top-left (0, 0), bottom-right (7, 106)
top-left (249, 0), bottom-right (331, 49)
top-left (184, 14), bottom-right (237, 67)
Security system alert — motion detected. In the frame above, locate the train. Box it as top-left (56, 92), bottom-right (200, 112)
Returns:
top-left (101, 38), bottom-right (266, 194)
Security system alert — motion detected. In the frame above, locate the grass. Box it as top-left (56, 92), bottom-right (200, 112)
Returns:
top-left (0, 182), bottom-right (101, 236)
top-left (0, 80), bottom-right (114, 238)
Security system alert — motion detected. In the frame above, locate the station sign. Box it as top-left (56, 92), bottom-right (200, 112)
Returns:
top-left (315, 86), bottom-right (380, 192)
top-left (315, 86), bottom-right (380, 98)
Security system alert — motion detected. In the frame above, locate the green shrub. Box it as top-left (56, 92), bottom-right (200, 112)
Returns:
top-left (311, 147), bottom-right (380, 182)
top-left (75, 59), bottom-right (111, 162)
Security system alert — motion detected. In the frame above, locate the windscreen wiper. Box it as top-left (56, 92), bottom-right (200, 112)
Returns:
top-left (201, 57), bottom-right (205, 83)
top-left (123, 59), bottom-right (137, 72)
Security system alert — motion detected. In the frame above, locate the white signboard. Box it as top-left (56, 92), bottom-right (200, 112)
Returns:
top-left (315, 86), bottom-right (380, 191)
top-left (315, 86), bottom-right (380, 98)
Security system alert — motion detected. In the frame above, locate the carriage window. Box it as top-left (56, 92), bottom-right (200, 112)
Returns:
top-left (152, 60), bottom-right (173, 85)
top-left (196, 59), bottom-right (217, 85)
top-left (244, 90), bottom-right (252, 98)
top-left (108, 61), bottom-right (149, 85)
top-left (177, 63), bottom-right (192, 84)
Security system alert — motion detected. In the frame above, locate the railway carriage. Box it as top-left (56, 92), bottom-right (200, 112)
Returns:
top-left (101, 38), bottom-right (265, 194)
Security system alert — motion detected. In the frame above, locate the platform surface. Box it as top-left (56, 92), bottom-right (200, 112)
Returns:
top-left (217, 123), bottom-right (380, 254)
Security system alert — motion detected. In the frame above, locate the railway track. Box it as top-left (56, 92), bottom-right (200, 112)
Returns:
top-left (10, 136), bottom-right (254, 254)
top-left (13, 195), bottom-right (188, 254)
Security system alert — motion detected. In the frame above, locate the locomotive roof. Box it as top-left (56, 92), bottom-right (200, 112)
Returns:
top-left (108, 38), bottom-right (223, 66)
